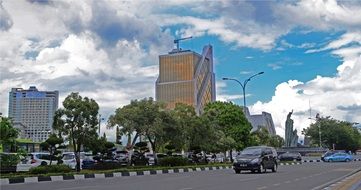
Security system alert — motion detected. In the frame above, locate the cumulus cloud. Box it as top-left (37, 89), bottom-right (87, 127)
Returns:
top-left (0, 0), bottom-right (13, 31)
top-left (1, 0), bottom-right (361, 141)
top-left (249, 35), bottom-right (361, 138)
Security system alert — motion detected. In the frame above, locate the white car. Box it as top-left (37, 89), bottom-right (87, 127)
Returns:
top-left (144, 153), bottom-right (155, 165)
top-left (29, 152), bottom-right (58, 167)
top-left (62, 152), bottom-right (85, 169)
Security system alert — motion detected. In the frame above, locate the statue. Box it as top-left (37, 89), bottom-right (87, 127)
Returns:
top-left (285, 110), bottom-right (299, 147)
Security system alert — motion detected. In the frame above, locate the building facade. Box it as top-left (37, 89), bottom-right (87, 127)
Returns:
top-left (244, 107), bottom-right (276, 135)
top-left (8, 86), bottom-right (59, 142)
top-left (155, 45), bottom-right (216, 114)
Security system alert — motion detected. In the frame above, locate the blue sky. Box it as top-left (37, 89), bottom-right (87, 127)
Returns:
top-left (1, 0), bottom-right (361, 139)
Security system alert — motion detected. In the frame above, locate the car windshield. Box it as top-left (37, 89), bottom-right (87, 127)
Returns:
top-left (63, 154), bottom-right (75, 160)
top-left (240, 148), bottom-right (262, 156)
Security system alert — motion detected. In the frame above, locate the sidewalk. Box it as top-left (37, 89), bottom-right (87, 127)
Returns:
top-left (325, 171), bottom-right (361, 190)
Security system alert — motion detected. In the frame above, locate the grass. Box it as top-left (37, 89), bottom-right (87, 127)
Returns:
top-left (0, 163), bottom-right (231, 179)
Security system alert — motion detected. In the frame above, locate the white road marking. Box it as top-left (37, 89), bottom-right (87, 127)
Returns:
top-left (257, 186), bottom-right (267, 190)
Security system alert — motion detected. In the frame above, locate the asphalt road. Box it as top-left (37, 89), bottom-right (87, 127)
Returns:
top-left (2, 162), bottom-right (361, 190)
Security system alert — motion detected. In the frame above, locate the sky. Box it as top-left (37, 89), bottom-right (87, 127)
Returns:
top-left (1, 0), bottom-right (361, 141)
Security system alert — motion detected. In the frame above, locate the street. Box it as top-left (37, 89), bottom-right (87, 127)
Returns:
top-left (2, 161), bottom-right (360, 190)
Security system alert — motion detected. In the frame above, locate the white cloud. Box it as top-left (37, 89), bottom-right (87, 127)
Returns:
top-left (250, 35), bottom-right (361, 138)
top-left (275, 0), bottom-right (361, 31)
top-left (2, 0), bottom-right (361, 140)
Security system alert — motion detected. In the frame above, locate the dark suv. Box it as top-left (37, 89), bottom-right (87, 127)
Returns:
top-left (233, 146), bottom-right (278, 174)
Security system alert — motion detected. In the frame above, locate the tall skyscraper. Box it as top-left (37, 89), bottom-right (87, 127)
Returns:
top-left (155, 45), bottom-right (216, 114)
top-left (8, 86), bottom-right (59, 142)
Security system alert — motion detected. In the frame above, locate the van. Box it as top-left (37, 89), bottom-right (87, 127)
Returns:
top-left (233, 146), bottom-right (278, 174)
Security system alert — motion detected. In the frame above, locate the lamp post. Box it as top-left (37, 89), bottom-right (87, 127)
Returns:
top-left (309, 113), bottom-right (322, 148)
top-left (98, 114), bottom-right (105, 135)
top-left (222, 71), bottom-right (264, 113)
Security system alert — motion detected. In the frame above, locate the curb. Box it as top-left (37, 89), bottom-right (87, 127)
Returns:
top-left (311, 167), bottom-right (361, 190)
top-left (303, 160), bottom-right (322, 163)
top-left (279, 162), bottom-right (302, 166)
top-left (303, 158), bottom-right (361, 163)
top-left (0, 165), bottom-right (232, 185)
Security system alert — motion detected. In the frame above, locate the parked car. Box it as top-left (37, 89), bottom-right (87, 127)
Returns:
top-left (114, 151), bottom-right (129, 166)
top-left (324, 153), bottom-right (353, 162)
top-left (131, 151), bottom-right (149, 166)
top-left (278, 152), bottom-right (302, 161)
top-left (29, 152), bottom-right (58, 167)
top-left (82, 153), bottom-right (95, 169)
top-left (233, 146), bottom-right (278, 174)
top-left (62, 152), bottom-right (85, 169)
top-left (145, 153), bottom-right (155, 165)
top-left (321, 150), bottom-right (347, 161)
top-left (207, 153), bottom-right (225, 163)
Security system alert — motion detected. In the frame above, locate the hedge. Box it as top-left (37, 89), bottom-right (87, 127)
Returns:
top-left (158, 157), bottom-right (189, 167)
top-left (29, 164), bottom-right (72, 174)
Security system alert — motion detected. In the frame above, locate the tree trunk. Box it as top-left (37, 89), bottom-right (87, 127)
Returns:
top-left (75, 142), bottom-right (81, 172)
top-left (49, 148), bottom-right (53, 165)
top-left (131, 133), bottom-right (139, 148)
top-left (229, 150), bottom-right (233, 163)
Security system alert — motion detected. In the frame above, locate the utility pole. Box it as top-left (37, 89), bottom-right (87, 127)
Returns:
top-left (98, 114), bottom-right (104, 135)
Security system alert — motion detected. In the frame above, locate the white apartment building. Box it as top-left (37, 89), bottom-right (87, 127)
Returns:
top-left (8, 86), bottom-right (58, 142)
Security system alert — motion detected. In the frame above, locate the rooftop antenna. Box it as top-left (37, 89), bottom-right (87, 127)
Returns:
top-left (174, 36), bottom-right (192, 51)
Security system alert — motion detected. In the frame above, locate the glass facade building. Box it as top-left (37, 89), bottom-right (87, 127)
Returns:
top-left (156, 45), bottom-right (215, 114)
top-left (8, 86), bottom-right (59, 142)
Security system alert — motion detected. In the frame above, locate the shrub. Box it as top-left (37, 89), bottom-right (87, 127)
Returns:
top-left (158, 157), bottom-right (189, 167)
top-left (92, 162), bottom-right (125, 170)
top-left (29, 164), bottom-right (72, 174)
top-left (0, 153), bottom-right (20, 167)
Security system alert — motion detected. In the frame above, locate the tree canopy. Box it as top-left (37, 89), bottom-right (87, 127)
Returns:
top-left (203, 101), bottom-right (253, 151)
top-left (0, 117), bottom-right (19, 147)
top-left (53, 92), bottom-right (99, 171)
top-left (302, 116), bottom-right (361, 152)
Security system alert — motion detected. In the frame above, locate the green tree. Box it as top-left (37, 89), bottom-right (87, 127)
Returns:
top-left (40, 134), bottom-right (64, 165)
top-left (169, 103), bottom-right (198, 151)
top-left (53, 92), bottom-right (99, 172)
top-left (268, 135), bottom-right (285, 148)
top-left (302, 116), bottom-right (361, 152)
top-left (251, 128), bottom-right (271, 145)
top-left (108, 98), bottom-right (171, 154)
top-left (203, 101), bottom-right (252, 161)
top-left (0, 117), bottom-right (19, 150)
top-left (251, 128), bottom-right (284, 148)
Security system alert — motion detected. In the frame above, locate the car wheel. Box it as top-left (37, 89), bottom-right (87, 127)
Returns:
top-left (235, 169), bottom-right (241, 174)
top-left (251, 169), bottom-right (255, 173)
top-left (271, 163), bottom-right (277, 172)
top-left (329, 159), bottom-right (333, 162)
top-left (345, 159), bottom-right (350, 162)
top-left (258, 164), bottom-right (265, 173)
top-left (41, 161), bottom-right (47, 166)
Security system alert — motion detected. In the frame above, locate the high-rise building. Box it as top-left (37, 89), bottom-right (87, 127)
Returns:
top-left (244, 107), bottom-right (276, 135)
top-left (8, 86), bottom-right (59, 142)
top-left (155, 45), bottom-right (216, 114)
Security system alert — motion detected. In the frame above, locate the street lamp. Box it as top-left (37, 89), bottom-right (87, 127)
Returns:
top-left (98, 114), bottom-right (105, 135)
top-left (222, 71), bottom-right (264, 113)
top-left (308, 113), bottom-right (322, 148)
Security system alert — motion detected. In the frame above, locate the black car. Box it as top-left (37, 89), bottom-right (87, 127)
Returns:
top-left (233, 146), bottom-right (278, 174)
top-left (278, 152), bottom-right (302, 161)
top-left (131, 151), bottom-right (149, 166)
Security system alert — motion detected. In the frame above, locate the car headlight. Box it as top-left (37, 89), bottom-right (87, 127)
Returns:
top-left (250, 158), bottom-right (260, 164)
top-left (233, 159), bottom-right (238, 164)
